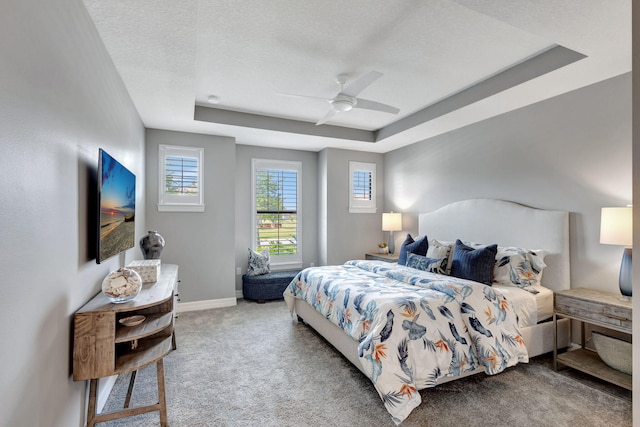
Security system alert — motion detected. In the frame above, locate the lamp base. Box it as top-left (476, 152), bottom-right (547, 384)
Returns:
top-left (388, 231), bottom-right (395, 255)
top-left (618, 247), bottom-right (632, 300)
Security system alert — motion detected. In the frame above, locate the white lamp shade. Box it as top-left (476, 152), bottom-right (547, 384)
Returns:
top-left (600, 207), bottom-right (632, 247)
top-left (382, 212), bottom-right (402, 231)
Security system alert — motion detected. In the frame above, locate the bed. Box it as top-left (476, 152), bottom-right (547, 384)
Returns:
top-left (284, 199), bottom-right (571, 424)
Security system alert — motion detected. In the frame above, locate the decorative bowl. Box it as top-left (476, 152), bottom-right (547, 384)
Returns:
top-left (119, 315), bottom-right (146, 327)
top-left (591, 331), bottom-right (632, 375)
top-left (102, 268), bottom-right (143, 303)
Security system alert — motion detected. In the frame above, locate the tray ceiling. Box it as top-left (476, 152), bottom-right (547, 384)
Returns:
top-left (83, 0), bottom-right (630, 152)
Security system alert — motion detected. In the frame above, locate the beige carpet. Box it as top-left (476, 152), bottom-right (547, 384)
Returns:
top-left (101, 299), bottom-right (632, 426)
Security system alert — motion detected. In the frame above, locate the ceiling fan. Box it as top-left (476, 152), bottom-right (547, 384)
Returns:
top-left (279, 71), bottom-right (400, 126)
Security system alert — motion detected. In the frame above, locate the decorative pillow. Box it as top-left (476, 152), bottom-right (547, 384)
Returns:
top-left (406, 253), bottom-right (448, 275)
top-left (398, 234), bottom-right (429, 266)
top-left (426, 238), bottom-right (455, 274)
top-left (494, 247), bottom-right (547, 292)
top-left (450, 239), bottom-right (497, 285)
top-left (461, 240), bottom-right (485, 249)
top-left (246, 248), bottom-right (270, 276)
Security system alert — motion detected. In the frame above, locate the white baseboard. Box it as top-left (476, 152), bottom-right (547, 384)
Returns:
top-left (177, 297), bottom-right (237, 312)
top-left (236, 289), bottom-right (243, 299)
top-left (96, 375), bottom-right (117, 413)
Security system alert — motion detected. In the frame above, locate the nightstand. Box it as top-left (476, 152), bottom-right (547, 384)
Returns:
top-left (553, 288), bottom-right (632, 390)
top-left (365, 253), bottom-right (399, 263)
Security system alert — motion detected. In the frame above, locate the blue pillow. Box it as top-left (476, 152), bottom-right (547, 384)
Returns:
top-left (398, 234), bottom-right (429, 266)
top-left (406, 253), bottom-right (448, 274)
top-left (450, 240), bottom-right (497, 285)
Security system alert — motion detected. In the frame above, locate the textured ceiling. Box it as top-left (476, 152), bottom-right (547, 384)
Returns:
top-left (83, 0), bottom-right (630, 152)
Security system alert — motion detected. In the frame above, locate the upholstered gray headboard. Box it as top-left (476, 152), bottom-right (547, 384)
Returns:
top-left (418, 199), bottom-right (570, 292)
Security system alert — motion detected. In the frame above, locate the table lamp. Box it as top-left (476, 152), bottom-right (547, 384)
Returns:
top-left (382, 212), bottom-right (402, 255)
top-left (600, 207), bottom-right (632, 300)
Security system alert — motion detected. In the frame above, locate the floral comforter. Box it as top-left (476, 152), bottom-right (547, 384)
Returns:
top-left (284, 260), bottom-right (529, 424)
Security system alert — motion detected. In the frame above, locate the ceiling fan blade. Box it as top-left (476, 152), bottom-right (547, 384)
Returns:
top-left (354, 98), bottom-right (400, 114)
top-left (341, 71), bottom-right (383, 97)
top-left (315, 108), bottom-right (338, 126)
top-left (276, 92), bottom-right (330, 102)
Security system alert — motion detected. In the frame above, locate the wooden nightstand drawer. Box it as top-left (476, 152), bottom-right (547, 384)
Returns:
top-left (365, 253), bottom-right (399, 263)
top-left (554, 288), bottom-right (632, 333)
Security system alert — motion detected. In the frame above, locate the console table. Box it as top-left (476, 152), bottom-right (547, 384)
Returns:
top-left (73, 264), bottom-right (179, 426)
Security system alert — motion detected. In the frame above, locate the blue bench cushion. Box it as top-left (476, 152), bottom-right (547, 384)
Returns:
top-left (242, 270), bottom-right (300, 302)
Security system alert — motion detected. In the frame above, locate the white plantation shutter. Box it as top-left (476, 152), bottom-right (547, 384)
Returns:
top-left (349, 161), bottom-right (376, 213)
top-left (352, 170), bottom-right (372, 201)
top-left (165, 156), bottom-right (199, 195)
top-left (158, 145), bottom-right (204, 212)
top-left (252, 159), bottom-right (302, 268)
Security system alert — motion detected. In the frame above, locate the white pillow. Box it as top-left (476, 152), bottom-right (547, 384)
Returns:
top-left (426, 239), bottom-right (455, 274)
top-left (493, 247), bottom-right (547, 291)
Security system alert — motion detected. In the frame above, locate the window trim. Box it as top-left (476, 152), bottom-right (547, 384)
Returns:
top-left (158, 144), bottom-right (205, 212)
top-left (251, 158), bottom-right (302, 269)
top-left (349, 161), bottom-right (376, 213)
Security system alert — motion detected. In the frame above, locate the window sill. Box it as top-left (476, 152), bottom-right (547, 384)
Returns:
top-left (157, 204), bottom-right (205, 213)
top-left (349, 207), bottom-right (377, 214)
top-left (270, 262), bottom-right (303, 271)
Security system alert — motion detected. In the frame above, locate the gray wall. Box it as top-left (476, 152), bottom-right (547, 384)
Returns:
top-left (145, 129), bottom-right (237, 302)
top-left (0, 0), bottom-right (146, 426)
top-left (318, 149), bottom-right (329, 265)
top-left (320, 148), bottom-right (385, 265)
top-left (234, 145), bottom-right (319, 291)
top-left (384, 73), bottom-right (632, 294)
top-left (632, 2), bottom-right (639, 418)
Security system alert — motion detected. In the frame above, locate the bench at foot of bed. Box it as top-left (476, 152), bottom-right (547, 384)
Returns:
top-left (242, 270), bottom-right (300, 303)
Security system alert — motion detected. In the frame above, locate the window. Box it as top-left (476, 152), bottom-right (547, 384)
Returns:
top-left (252, 159), bottom-right (302, 269)
top-left (158, 145), bottom-right (204, 212)
top-left (349, 161), bottom-right (376, 213)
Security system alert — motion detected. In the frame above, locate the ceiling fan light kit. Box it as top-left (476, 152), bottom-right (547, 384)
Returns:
top-left (330, 95), bottom-right (356, 112)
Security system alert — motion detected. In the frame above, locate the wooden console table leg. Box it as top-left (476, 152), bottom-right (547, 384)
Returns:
top-left (87, 378), bottom-right (98, 427)
top-left (124, 370), bottom-right (137, 408)
top-left (157, 359), bottom-right (168, 427)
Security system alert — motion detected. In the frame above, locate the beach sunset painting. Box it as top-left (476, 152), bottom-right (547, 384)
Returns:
top-left (98, 149), bottom-right (136, 263)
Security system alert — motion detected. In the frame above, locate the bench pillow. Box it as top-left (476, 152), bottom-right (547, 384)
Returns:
top-left (247, 248), bottom-right (270, 276)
